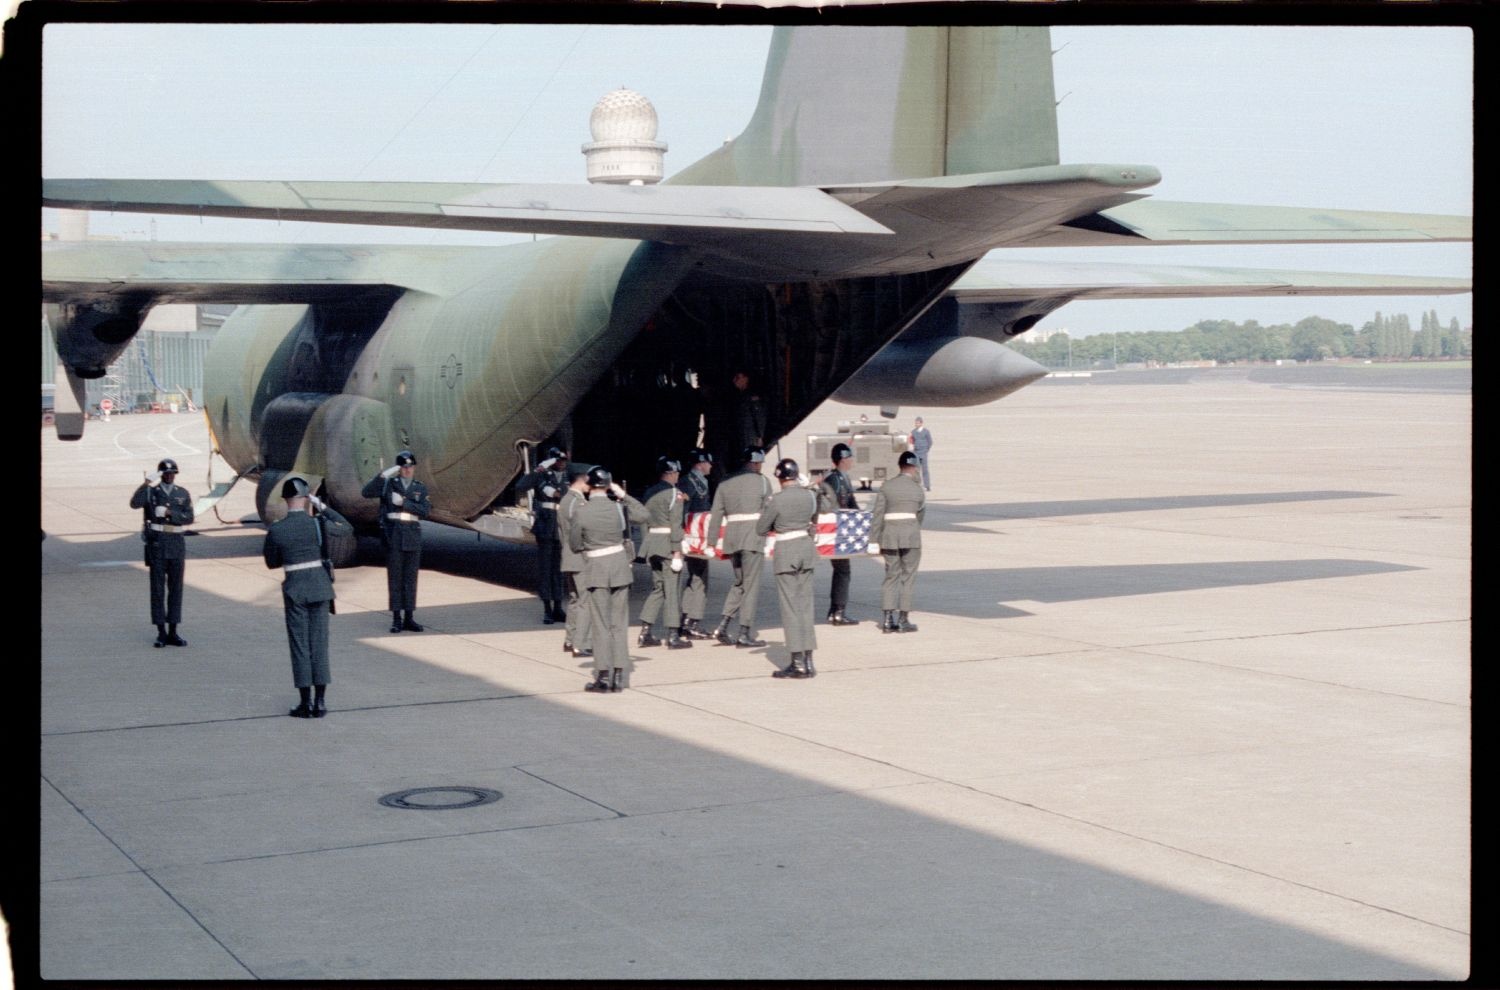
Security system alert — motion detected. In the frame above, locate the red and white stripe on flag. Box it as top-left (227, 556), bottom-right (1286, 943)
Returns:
top-left (682, 512), bottom-right (726, 560)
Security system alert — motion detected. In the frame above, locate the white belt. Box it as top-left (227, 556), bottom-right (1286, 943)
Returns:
top-left (885, 513), bottom-right (917, 520)
top-left (773, 530), bottom-right (808, 540)
top-left (148, 523), bottom-right (184, 533)
top-left (585, 545), bottom-right (625, 558)
top-left (648, 527), bottom-right (672, 534)
top-left (386, 512), bottom-right (421, 523)
top-left (536, 503), bottom-right (557, 510)
top-left (283, 560), bottom-right (323, 573)
top-left (726, 513), bottom-right (760, 522)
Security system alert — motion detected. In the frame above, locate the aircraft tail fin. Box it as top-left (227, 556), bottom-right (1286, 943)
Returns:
top-left (670, 26), bottom-right (1059, 187)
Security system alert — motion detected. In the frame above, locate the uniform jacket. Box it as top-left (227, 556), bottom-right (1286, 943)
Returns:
top-left (911, 427), bottom-right (933, 456)
top-left (706, 469), bottom-right (775, 554)
top-left (558, 487), bottom-right (588, 574)
top-left (871, 473), bottom-right (926, 549)
top-left (757, 485), bottom-right (821, 574)
top-left (678, 469), bottom-right (713, 514)
top-left (639, 480), bottom-right (685, 559)
top-left (569, 492), bottom-right (648, 590)
top-left (130, 481), bottom-right (194, 560)
top-left (515, 467), bottom-right (567, 540)
top-left (819, 468), bottom-right (860, 510)
top-left (361, 473), bottom-right (430, 550)
top-left (263, 507), bottom-right (353, 604)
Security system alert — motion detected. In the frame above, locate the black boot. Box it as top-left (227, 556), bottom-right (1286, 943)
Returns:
top-left (289, 687), bottom-right (313, 718)
top-left (828, 608), bottom-right (860, 627)
top-left (713, 617), bottom-right (735, 646)
top-left (682, 617), bottom-right (713, 640)
top-left (165, 623), bottom-right (187, 646)
top-left (572, 646), bottom-right (594, 659)
top-left (563, 638), bottom-right (574, 653)
top-left (637, 621), bottom-right (662, 648)
top-left (666, 627), bottom-right (693, 650)
top-left (403, 610), bottom-right (424, 632)
top-left (312, 685), bottom-right (327, 718)
top-left (551, 602), bottom-right (567, 623)
top-left (584, 670), bottom-right (611, 692)
top-left (804, 652), bottom-right (817, 677)
top-left (772, 652), bottom-right (808, 678)
top-left (882, 610), bottom-right (897, 634)
top-left (898, 611), bottom-right (919, 633)
top-left (154, 623), bottom-right (169, 648)
top-left (542, 605), bottom-right (554, 625)
top-left (390, 611), bottom-right (404, 633)
top-left (610, 668), bottom-right (625, 692)
top-left (735, 627), bottom-right (767, 648)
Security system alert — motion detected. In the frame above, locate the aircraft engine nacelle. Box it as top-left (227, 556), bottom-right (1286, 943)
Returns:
top-left (832, 334), bottom-right (1048, 407)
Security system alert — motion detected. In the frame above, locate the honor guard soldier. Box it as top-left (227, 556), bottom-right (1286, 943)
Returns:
top-left (872, 450), bottom-right (927, 633)
top-left (705, 447), bottom-right (775, 648)
top-left (362, 450), bottom-right (431, 633)
top-left (130, 458), bottom-right (194, 647)
top-left (263, 477), bottom-right (352, 717)
top-left (818, 442), bottom-right (862, 626)
top-left (557, 463), bottom-right (594, 659)
top-left (516, 446), bottom-right (569, 624)
top-left (569, 466), bottom-right (648, 693)
top-left (758, 458), bottom-right (821, 679)
top-left (637, 457), bottom-right (692, 649)
top-left (676, 449), bottom-right (716, 639)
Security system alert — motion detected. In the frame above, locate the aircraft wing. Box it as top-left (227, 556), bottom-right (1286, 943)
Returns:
top-left (42, 240), bottom-right (517, 304)
top-left (949, 258), bottom-right (1472, 303)
top-left (1022, 200), bottom-right (1470, 248)
top-left (42, 179), bottom-right (893, 241)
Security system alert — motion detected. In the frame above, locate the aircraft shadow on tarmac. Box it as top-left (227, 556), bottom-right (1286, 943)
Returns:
top-left (39, 538), bottom-right (1456, 980)
top-left (923, 490), bottom-right (1388, 533)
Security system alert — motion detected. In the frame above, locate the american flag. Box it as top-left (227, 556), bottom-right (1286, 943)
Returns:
top-left (681, 511), bottom-right (727, 559)
top-left (815, 510), bottom-right (873, 557)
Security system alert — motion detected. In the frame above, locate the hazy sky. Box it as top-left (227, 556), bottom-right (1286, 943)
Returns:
top-left (41, 23), bottom-right (1472, 336)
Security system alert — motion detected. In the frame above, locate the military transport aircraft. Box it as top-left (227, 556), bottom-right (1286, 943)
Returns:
top-left (42, 26), bottom-right (1471, 563)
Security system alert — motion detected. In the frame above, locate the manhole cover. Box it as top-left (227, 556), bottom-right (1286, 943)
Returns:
top-left (378, 787), bottom-right (502, 810)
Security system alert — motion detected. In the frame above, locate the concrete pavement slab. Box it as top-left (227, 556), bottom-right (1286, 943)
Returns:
top-left (36, 366), bottom-right (1469, 980)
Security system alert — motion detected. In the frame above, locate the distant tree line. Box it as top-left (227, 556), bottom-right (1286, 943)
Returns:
top-left (1011, 311), bottom-right (1472, 368)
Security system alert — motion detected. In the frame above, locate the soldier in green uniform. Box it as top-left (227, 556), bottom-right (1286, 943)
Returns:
top-left (515, 446), bottom-right (569, 624)
top-left (758, 458), bottom-right (823, 679)
top-left (263, 477), bottom-right (353, 717)
top-left (676, 449), bottom-right (716, 640)
top-left (361, 450), bottom-right (430, 633)
top-left (871, 450), bottom-right (927, 633)
top-left (129, 457), bottom-right (194, 647)
top-left (569, 466), bottom-right (649, 693)
top-left (705, 447), bottom-right (775, 648)
top-left (818, 442), bottom-right (863, 627)
top-left (636, 457), bottom-right (692, 650)
top-left (557, 463), bottom-right (594, 659)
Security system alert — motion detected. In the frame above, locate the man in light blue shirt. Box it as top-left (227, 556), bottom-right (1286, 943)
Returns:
top-left (910, 417), bottom-right (933, 491)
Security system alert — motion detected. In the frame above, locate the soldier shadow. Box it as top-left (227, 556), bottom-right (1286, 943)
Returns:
top-left (900, 558), bottom-right (1421, 622)
top-left (922, 490), bottom-right (1389, 533)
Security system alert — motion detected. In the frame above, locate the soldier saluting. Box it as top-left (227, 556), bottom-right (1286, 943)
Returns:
top-left (871, 450), bottom-right (926, 633)
top-left (818, 441), bottom-right (863, 627)
top-left (758, 458), bottom-right (823, 679)
top-left (705, 447), bottom-right (774, 648)
top-left (570, 466), bottom-right (648, 693)
top-left (636, 457), bottom-right (692, 650)
top-left (557, 463), bottom-right (594, 659)
top-left (515, 446), bottom-right (570, 625)
top-left (130, 457), bottom-right (194, 648)
top-left (362, 450), bottom-right (430, 633)
top-left (263, 477), bottom-right (352, 718)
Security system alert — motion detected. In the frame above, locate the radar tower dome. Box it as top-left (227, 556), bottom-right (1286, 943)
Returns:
top-left (583, 88), bottom-right (667, 185)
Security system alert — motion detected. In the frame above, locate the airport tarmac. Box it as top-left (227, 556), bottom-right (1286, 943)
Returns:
top-left (34, 366), bottom-right (1470, 980)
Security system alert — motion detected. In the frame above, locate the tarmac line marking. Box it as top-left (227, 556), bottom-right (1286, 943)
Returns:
top-left (40, 775), bottom-right (260, 978)
top-left (513, 766), bottom-right (627, 818)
